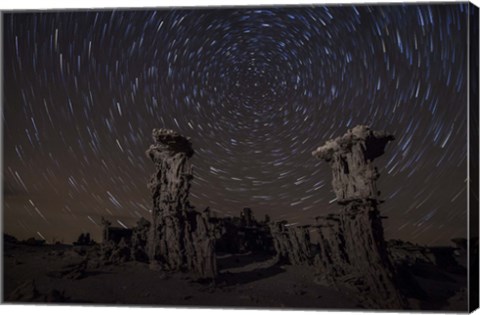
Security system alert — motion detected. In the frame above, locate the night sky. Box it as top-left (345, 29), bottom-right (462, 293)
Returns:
top-left (3, 4), bottom-right (470, 245)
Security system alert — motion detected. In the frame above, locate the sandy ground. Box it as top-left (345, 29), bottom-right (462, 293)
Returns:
top-left (2, 242), bottom-right (468, 311)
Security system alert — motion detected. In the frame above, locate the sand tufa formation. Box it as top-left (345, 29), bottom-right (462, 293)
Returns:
top-left (146, 128), bottom-right (217, 278)
top-left (312, 125), bottom-right (406, 309)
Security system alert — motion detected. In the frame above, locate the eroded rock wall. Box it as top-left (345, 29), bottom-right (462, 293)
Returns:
top-left (270, 222), bottom-right (314, 265)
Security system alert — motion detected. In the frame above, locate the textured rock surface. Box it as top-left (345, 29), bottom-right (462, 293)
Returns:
top-left (313, 125), bottom-right (406, 309)
top-left (312, 125), bottom-right (394, 204)
top-left (146, 129), bottom-right (217, 278)
top-left (313, 214), bottom-right (349, 277)
top-left (270, 222), bottom-right (313, 265)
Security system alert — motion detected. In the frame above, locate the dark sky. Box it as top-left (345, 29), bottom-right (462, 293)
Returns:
top-left (3, 4), bottom-right (469, 245)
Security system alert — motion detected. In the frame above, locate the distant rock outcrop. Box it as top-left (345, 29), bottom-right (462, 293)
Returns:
top-left (100, 217), bottom-right (132, 264)
top-left (214, 208), bottom-right (274, 254)
top-left (73, 233), bottom-right (95, 246)
top-left (146, 128), bottom-right (217, 278)
top-left (312, 125), bottom-right (406, 309)
top-left (4, 233), bottom-right (18, 244)
top-left (387, 240), bottom-right (434, 267)
top-left (21, 237), bottom-right (46, 246)
top-left (130, 217), bottom-right (151, 262)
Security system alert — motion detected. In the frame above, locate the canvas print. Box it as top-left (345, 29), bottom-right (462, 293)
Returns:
top-left (2, 2), bottom-right (479, 312)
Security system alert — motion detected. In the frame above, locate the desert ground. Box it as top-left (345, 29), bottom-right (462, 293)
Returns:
top-left (3, 237), bottom-right (468, 311)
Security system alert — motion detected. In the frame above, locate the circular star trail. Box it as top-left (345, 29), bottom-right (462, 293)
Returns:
top-left (4, 4), bottom-right (469, 244)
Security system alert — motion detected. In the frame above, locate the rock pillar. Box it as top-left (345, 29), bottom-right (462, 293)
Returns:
top-left (312, 125), bottom-right (406, 309)
top-left (146, 128), bottom-right (216, 278)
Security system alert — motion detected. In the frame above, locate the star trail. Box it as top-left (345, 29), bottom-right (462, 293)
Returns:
top-left (3, 4), bottom-right (470, 245)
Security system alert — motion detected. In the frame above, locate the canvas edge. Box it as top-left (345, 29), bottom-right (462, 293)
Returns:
top-left (0, 2), bottom-right (477, 313)
top-left (0, 9), bottom-right (5, 305)
top-left (468, 1), bottom-right (480, 313)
